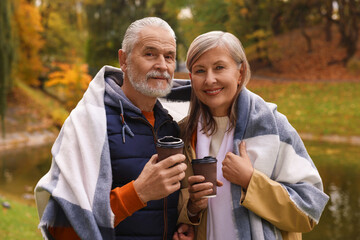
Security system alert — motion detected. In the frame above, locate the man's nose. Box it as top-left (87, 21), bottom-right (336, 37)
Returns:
top-left (155, 55), bottom-right (168, 71)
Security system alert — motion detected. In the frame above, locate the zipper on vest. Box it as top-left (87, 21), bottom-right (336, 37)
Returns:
top-left (155, 119), bottom-right (174, 140)
top-left (156, 118), bottom-right (174, 240)
top-left (131, 116), bottom-right (158, 142)
top-left (131, 116), bottom-right (173, 239)
top-left (132, 116), bottom-right (173, 142)
top-left (163, 197), bottom-right (168, 240)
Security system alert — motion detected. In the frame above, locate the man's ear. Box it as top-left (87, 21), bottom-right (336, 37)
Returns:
top-left (118, 49), bottom-right (127, 71)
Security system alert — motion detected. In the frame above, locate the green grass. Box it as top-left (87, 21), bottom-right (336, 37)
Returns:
top-left (248, 81), bottom-right (360, 136)
top-left (0, 197), bottom-right (42, 240)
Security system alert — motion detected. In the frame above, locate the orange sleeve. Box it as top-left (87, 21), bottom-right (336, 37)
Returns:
top-left (110, 180), bottom-right (147, 226)
top-left (48, 226), bottom-right (80, 240)
top-left (47, 181), bottom-right (145, 238)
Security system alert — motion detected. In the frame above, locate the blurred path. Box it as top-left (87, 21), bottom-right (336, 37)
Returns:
top-left (0, 130), bottom-right (56, 152)
top-left (252, 74), bottom-right (360, 83)
top-left (300, 133), bottom-right (360, 146)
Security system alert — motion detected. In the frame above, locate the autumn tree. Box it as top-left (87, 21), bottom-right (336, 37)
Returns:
top-left (84, 0), bottom-right (150, 75)
top-left (12, 0), bottom-right (44, 86)
top-left (37, 0), bottom-right (89, 88)
top-left (335, 0), bottom-right (360, 63)
top-left (225, 0), bottom-right (275, 65)
top-left (0, 0), bottom-right (16, 135)
top-left (226, 0), bottom-right (269, 39)
top-left (283, 0), bottom-right (323, 53)
top-left (190, 0), bottom-right (228, 33)
top-left (45, 61), bottom-right (92, 110)
top-left (322, 0), bottom-right (334, 42)
top-left (38, 0), bottom-right (88, 64)
top-left (177, 0), bottom-right (228, 62)
top-left (34, 0), bottom-right (95, 109)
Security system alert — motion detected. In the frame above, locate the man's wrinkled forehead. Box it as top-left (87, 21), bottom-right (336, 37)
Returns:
top-left (135, 27), bottom-right (176, 52)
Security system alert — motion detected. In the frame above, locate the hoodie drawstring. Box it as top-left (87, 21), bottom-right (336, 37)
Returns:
top-left (119, 100), bottom-right (134, 143)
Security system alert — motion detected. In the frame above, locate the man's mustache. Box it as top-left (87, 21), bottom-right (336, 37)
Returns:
top-left (146, 71), bottom-right (171, 81)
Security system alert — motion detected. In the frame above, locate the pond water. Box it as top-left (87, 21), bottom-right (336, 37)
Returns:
top-left (0, 140), bottom-right (359, 239)
top-left (0, 144), bottom-right (52, 199)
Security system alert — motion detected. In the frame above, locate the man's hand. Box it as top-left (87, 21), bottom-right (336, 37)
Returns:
top-left (222, 141), bottom-right (253, 189)
top-left (134, 153), bottom-right (186, 203)
top-left (172, 224), bottom-right (195, 240)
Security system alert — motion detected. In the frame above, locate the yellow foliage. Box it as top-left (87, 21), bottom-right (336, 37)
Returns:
top-left (13, 0), bottom-right (45, 86)
top-left (46, 62), bottom-right (92, 109)
top-left (47, 63), bottom-right (91, 88)
top-left (240, 7), bottom-right (248, 17)
top-left (246, 29), bottom-right (272, 40)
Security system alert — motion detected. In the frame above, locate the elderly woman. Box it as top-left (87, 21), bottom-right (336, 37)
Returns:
top-left (176, 31), bottom-right (329, 240)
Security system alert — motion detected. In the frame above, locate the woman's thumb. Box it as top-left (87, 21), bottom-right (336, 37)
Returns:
top-left (239, 141), bottom-right (247, 157)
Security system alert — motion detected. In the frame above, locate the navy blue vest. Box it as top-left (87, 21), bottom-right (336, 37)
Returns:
top-left (106, 102), bottom-right (180, 240)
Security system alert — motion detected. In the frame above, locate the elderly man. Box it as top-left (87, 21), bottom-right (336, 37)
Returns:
top-left (35, 17), bottom-right (191, 240)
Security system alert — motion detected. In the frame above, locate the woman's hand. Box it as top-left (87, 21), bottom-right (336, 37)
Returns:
top-left (172, 224), bottom-right (195, 240)
top-left (222, 141), bottom-right (253, 189)
top-left (187, 175), bottom-right (212, 216)
top-left (187, 176), bottom-right (223, 217)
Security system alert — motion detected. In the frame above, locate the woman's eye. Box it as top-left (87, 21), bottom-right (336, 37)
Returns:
top-left (195, 69), bottom-right (205, 73)
top-left (145, 52), bottom-right (153, 56)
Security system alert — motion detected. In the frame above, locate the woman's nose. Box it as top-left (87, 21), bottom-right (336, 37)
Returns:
top-left (205, 70), bottom-right (216, 84)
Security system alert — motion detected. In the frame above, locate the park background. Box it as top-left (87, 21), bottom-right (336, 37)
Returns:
top-left (1, 0), bottom-right (360, 239)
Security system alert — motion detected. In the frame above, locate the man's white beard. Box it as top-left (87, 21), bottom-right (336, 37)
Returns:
top-left (127, 64), bottom-right (173, 98)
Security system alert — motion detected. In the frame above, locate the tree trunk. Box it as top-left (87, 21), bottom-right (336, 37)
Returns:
top-left (299, 20), bottom-right (312, 53)
top-left (0, 0), bottom-right (15, 137)
top-left (337, 0), bottom-right (359, 63)
top-left (324, 0), bottom-right (333, 42)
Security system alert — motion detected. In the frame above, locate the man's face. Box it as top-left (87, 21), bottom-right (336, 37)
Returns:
top-left (125, 26), bottom-right (176, 98)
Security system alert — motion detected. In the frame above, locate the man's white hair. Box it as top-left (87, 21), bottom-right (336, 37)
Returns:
top-left (122, 17), bottom-right (176, 56)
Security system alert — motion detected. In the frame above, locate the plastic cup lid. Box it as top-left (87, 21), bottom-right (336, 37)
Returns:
top-left (192, 156), bottom-right (217, 164)
top-left (156, 136), bottom-right (184, 148)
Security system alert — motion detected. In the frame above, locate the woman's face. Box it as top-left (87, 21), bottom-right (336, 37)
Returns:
top-left (190, 46), bottom-right (242, 117)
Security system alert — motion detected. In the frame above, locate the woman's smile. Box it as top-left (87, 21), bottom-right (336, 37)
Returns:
top-left (204, 87), bottom-right (224, 95)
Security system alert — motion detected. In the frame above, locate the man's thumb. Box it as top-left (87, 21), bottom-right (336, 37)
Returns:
top-left (150, 154), bottom-right (159, 164)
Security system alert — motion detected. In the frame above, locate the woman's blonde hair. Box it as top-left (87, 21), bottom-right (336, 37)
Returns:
top-left (183, 31), bottom-right (251, 145)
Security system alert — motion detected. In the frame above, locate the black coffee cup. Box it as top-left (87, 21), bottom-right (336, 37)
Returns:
top-left (156, 136), bottom-right (184, 162)
top-left (192, 156), bottom-right (217, 198)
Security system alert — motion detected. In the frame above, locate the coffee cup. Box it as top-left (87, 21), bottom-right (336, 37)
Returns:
top-left (192, 156), bottom-right (217, 198)
top-left (156, 136), bottom-right (184, 162)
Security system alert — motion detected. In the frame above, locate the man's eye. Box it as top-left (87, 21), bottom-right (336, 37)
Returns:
top-left (215, 66), bottom-right (224, 70)
top-left (145, 52), bottom-right (153, 56)
top-left (165, 55), bottom-right (174, 60)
